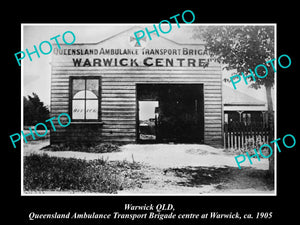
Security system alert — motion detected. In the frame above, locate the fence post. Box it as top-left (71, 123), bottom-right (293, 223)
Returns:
top-left (237, 122), bottom-right (240, 151)
top-left (224, 123), bottom-right (228, 148)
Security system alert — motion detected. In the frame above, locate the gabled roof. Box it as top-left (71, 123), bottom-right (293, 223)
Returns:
top-left (68, 25), bottom-right (204, 46)
top-left (95, 26), bottom-right (205, 46)
top-left (223, 85), bottom-right (265, 106)
top-left (223, 85), bottom-right (267, 111)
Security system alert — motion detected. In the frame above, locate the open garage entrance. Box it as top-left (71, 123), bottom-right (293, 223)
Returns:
top-left (137, 84), bottom-right (204, 143)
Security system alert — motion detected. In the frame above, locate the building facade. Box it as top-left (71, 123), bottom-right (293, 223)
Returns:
top-left (223, 85), bottom-right (268, 125)
top-left (50, 26), bottom-right (223, 147)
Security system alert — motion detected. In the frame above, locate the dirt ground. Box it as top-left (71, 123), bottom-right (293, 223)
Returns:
top-left (23, 140), bottom-right (274, 195)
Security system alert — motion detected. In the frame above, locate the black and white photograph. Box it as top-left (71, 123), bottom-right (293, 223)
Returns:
top-left (4, 4), bottom-right (299, 225)
top-left (21, 24), bottom-right (276, 196)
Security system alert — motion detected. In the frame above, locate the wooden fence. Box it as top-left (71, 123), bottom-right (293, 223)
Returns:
top-left (224, 122), bottom-right (270, 150)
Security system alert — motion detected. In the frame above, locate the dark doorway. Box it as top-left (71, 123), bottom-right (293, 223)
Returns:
top-left (137, 84), bottom-right (204, 143)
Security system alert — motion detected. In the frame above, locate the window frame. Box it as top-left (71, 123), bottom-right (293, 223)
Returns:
top-left (69, 76), bottom-right (101, 122)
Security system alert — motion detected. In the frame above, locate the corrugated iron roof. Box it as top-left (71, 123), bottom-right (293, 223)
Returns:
top-left (223, 85), bottom-right (266, 106)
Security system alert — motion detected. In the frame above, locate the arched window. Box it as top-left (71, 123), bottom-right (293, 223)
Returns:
top-left (70, 77), bottom-right (100, 121)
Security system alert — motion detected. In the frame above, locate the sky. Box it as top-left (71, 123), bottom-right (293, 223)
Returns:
top-left (22, 24), bottom-right (270, 108)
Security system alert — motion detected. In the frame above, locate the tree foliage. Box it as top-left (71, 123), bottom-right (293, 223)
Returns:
top-left (193, 26), bottom-right (275, 173)
top-left (193, 26), bottom-right (275, 89)
top-left (24, 93), bottom-right (49, 126)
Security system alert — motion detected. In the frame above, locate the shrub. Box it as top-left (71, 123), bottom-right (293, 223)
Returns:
top-left (23, 154), bottom-right (141, 193)
top-left (43, 142), bottom-right (121, 153)
top-left (89, 143), bottom-right (120, 153)
top-left (240, 136), bottom-right (270, 157)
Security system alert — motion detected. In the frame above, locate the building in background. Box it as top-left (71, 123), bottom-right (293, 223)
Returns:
top-left (223, 85), bottom-right (267, 125)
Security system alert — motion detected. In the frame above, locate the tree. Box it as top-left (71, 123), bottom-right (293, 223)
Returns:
top-left (24, 93), bottom-right (50, 126)
top-left (193, 26), bottom-right (275, 174)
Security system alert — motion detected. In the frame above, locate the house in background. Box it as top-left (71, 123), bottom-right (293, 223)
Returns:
top-left (223, 85), bottom-right (268, 125)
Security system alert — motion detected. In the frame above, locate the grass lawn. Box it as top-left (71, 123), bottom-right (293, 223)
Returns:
top-left (23, 141), bottom-right (274, 194)
top-left (24, 154), bottom-right (143, 193)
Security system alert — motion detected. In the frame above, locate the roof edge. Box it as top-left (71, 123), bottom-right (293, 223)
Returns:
top-left (52, 26), bottom-right (205, 46)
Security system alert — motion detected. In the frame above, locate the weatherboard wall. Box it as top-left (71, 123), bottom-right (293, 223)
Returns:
top-left (50, 28), bottom-right (223, 147)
